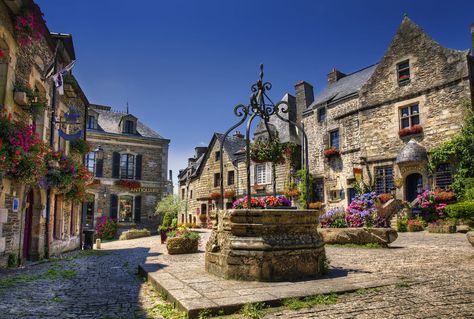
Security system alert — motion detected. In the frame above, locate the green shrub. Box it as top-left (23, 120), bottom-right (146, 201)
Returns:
top-left (397, 217), bottom-right (408, 232)
top-left (7, 253), bottom-right (18, 268)
top-left (445, 201), bottom-right (474, 221)
top-left (464, 188), bottom-right (474, 201)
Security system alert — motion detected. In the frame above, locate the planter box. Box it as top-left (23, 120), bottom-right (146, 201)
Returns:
top-left (428, 223), bottom-right (456, 234)
top-left (205, 209), bottom-right (325, 281)
top-left (14, 91), bottom-right (29, 106)
top-left (467, 232), bottom-right (474, 248)
top-left (318, 228), bottom-right (398, 246)
top-left (167, 237), bottom-right (199, 254)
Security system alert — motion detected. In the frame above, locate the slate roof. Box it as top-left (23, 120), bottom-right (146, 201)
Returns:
top-left (308, 64), bottom-right (377, 109)
top-left (89, 104), bottom-right (165, 140)
top-left (215, 133), bottom-right (247, 162)
top-left (396, 139), bottom-right (428, 164)
top-left (254, 93), bottom-right (300, 144)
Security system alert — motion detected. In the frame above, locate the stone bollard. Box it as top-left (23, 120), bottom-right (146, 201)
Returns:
top-left (96, 238), bottom-right (101, 249)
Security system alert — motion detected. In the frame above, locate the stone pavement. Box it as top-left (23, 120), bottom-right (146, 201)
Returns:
top-left (0, 231), bottom-right (472, 318)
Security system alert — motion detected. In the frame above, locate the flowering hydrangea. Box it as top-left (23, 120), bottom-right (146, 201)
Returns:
top-left (319, 207), bottom-right (346, 228)
top-left (413, 190), bottom-right (452, 221)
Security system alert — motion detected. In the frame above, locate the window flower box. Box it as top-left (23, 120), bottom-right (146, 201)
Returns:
top-left (210, 191), bottom-right (221, 200)
top-left (323, 147), bottom-right (339, 157)
top-left (398, 125), bottom-right (423, 138)
top-left (224, 190), bottom-right (234, 198)
top-left (114, 180), bottom-right (141, 189)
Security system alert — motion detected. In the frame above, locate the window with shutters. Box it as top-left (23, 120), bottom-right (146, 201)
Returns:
top-left (86, 152), bottom-right (96, 174)
top-left (256, 164), bottom-right (267, 185)
top-left (120, 154), bottom-right (135, 179)
top-left (227, 170), bottom-right (235, 186)
top-left (435, 163), bottom-right (453, 190)
top-left (374, 166), bottom-right (394, 194)
top-left (214, 173), bottom-right (221, 187)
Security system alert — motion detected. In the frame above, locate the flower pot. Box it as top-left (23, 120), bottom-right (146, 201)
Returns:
top-left (160, 230), bottom-right (167, 244)
top-left (14, 91), bottom-right (29, 106)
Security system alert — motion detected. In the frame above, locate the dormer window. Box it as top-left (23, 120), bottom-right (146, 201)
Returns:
top-left (123, 120), bottom-right (135, 134)
top-left (87, 115), bottom-right (96, 129)
top-left (317, 107), bottom-right (326, 123)
top-left (397, 60), bottom-right (410, 85)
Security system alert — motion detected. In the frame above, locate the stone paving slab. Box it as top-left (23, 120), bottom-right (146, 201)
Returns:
top-left (139, 250), bottom-right (400, 318)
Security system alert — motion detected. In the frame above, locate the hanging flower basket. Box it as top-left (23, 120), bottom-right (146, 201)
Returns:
top-left (14, 4), bottom-right (46, 47)
top-left (286, 189), bottom-right (300, 197)
top-left (399, 125), bottom-right (423, 137)
top-left (210, 191), bottom-right (221, 200)
top-left (70, 139), bottom-right (91, 155)
top-left (324, 147), bottom-right (339, 157)
top-left (250, 137), bottom-right (285, 164)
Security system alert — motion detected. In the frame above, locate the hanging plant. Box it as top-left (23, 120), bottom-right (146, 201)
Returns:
top-left (15, 4), bottom-right (46, 47)
top-left (70, 139), bottom-right (91, 155)
top-left (224, 190), bottom-right (234, 198)
top-left (250, 137), bottom-right (284, 163)
top-left (210, 191), bottom-right (221, 200)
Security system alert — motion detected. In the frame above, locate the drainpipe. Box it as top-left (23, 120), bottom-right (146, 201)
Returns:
top-left (45, 43), bottom-right (59, 259)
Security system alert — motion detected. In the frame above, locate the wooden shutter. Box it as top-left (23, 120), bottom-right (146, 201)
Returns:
top-left (95, 158), bottom-right (104, 178)
top-left (265, 162), bottom-right (272, 185)
top-left (250, 164), bottom-right (255, 185)
top-left (112, 152), bottom-right (120, 178)
top-left (110, 194), bottom-right (118, 219)
top-left (135, 154), bottom-right (142, 180)
top-left (134, 196), bottom-right (142, 223)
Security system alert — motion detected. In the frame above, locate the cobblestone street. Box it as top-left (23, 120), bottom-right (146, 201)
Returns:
top-left (0, 231), bottom-right (473, 319)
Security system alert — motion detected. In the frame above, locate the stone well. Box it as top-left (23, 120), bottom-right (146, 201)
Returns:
top-left (205, 209), bottom-right (325, 282)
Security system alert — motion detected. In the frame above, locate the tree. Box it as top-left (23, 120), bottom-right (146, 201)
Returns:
top-left (429, 100), bottom-right (474, 197)
top-left (155, 194), bottom-right (183, 219)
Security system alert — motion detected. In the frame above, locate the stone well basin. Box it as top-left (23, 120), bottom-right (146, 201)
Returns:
top-left (205, 209), bottom-right (325, 282)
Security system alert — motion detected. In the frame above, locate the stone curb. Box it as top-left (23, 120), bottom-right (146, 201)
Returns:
top-left (138, 263), bottom-right (401, 319)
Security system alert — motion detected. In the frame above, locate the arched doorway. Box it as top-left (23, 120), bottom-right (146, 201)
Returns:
top-left (22, 190), bottom-right (34, 260)
top-left (405, 173), bottom-right (423, 202)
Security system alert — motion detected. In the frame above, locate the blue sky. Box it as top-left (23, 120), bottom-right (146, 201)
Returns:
top-left (36, 0), bottom-right (474, 188)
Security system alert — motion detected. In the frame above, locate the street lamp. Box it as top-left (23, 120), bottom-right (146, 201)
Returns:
top-left (93, 145), bottom-right (104, 160)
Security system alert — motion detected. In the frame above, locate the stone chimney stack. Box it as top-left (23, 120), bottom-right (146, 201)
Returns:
top-left (327, 68), bottom-right (346, 84)
top-left (295, 80), bottom-right (314, 124)
top-left (194, 146), bottom-right (208, 159)
top-left (471, 23), bottom-right (474, 54)
top-left (233, 131), bottom-right (244, 138)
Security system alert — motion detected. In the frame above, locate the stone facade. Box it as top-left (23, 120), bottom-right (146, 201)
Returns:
top-left (85, 104), bottom-right (171, 233)
top-left (301, 17), bottom-right (474, 210)
top-left (0, 0), bottom-right (87, 266)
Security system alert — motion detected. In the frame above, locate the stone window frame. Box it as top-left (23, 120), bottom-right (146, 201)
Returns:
top-left (227, 170), bottom-right (235, 186)
top-left (398, 102), bottom-right (420, 129)
top-left (397, 59), bottom-right (411, 86)
top-left (317, 107), bottom-right (326, 123)
top-left (329, 129), bottom-right (340, 150)
top-left (374, 165), bottom-right (395, 194)
top-left (255, 163), bottom-right (267, 185)
top-left (215, 151), bottom-right (221, 162)
top-left (119, 151), bottom-right (137, 180)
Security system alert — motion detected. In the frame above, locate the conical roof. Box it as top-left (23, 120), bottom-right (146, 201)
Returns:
top-left (395, 139), bottom-right (428, 164)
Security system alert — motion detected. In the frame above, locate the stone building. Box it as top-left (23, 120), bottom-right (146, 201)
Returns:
top-left (178, 94), bottom-right (302, 224)
top-left (0, 0), bottom-right (88, 266)
top-left (301, 17), bottom-right (474, 209)
top-left (84, 104), bottom-right (171, 231)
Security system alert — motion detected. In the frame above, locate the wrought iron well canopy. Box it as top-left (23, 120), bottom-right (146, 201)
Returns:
top-left (219, 64), bottom-right (309, 209)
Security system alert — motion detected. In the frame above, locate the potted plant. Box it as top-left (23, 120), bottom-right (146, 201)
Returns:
top-left (407, 218), bottom-right (425, 232)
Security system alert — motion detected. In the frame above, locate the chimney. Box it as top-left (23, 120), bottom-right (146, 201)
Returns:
top-left (194, 146), bottom-right (208, 159)
top-left (471, 23), bottom-right (474, 54)
top-left (295, 80), bottom-right (314, 123)
top-left (233, 131), bottom-right (244, 138)
top-left (169, 169), bottom-right (173, 182)
top-left (327, 68), bottom-right (346, 84)
top-left (188, 157), bottom-right (196, 167)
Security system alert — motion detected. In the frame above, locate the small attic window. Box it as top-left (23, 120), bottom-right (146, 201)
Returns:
top-left (397, 60), bottom-right (410, 85)
top-left (317, 107), bottom-right (326, 122)
top-left (123, 120), bottom-right (135, 134)
top-left (87, 115), bottom-right (96, 129)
